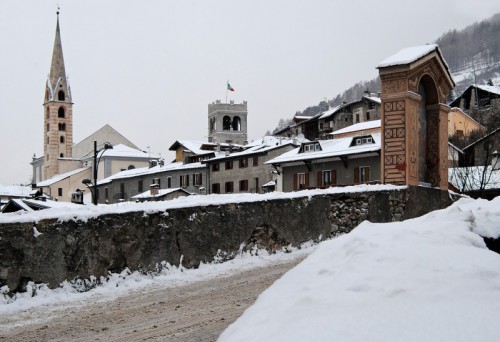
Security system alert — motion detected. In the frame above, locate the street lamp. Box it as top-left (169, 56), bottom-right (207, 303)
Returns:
top-left (82, 141), bottom-right (113, 205)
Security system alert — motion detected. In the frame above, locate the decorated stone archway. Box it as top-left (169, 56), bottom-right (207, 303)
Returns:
top-left (377, 45), bottom-right (455, 190)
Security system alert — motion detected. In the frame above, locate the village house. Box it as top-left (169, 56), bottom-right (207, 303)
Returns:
top-left (267, 122), bottom-right (381, 192)
top-left (203, 137), bottom-right (299, 194)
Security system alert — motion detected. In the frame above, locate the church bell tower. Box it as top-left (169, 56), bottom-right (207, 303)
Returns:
top-left (43, 10), bottom-right (73, 180)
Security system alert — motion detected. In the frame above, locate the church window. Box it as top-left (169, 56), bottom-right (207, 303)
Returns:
top-left (58, 123), bottom-right (66, 131)
top-left (58, 107), bottom-right (65, 118)
top-left (60, 153), bottom-right (64, 158)
top-left (58, 90), bottom-right (65, 101)
top-left (223, 116), bottom-right (231, 130)
top-left (60, 136), bottom-right (65, 143)
top-left (46, 108), bottom-right (50, 119)
top-left (232, 116), bottom-right (241, 131)
top-left (47, 123), bottom-right (50, 132)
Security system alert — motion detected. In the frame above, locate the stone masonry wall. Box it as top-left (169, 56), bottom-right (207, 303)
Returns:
top-left (0, 187), bottom-right (452, 293)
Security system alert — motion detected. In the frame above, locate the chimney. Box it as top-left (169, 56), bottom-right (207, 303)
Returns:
top-left (150, 184), bottom-right (159, 196)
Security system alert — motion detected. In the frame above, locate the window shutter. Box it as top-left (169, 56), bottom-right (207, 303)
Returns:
top-left (366, 167), bottom-right (370, 183)
top-left (305, 173), bottom-right (310, 188)
top-left (354, 167), bottom-right (360, 184)
top-left (317, 171), bottom-right (323, 188)
top-left (332, 169), bottom-right (337, 185)
top-left (293, 173), bottom-right (298, 191)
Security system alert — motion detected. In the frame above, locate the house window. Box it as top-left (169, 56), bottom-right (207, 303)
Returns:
top-left (212, 183), bottom-right (221, 194)
top-left (354, 166), bottom-right (371, 184)
top-left (302, 142), bottom-right (320, 153)
top-left (239, 179), bottom-right (249, 192)
top-left (225, 161), bottom-right (233, 170)
top-left (58, 188), bottom-right (63, 196)
top-left (58, 107), bottom-right (65, 118)
top-left (193, 173), bottom-right (202, 186)
top-left (318, 170), bottom-right (336, 187)
top-left (180, 174), bottom-right (189, 187)
top-left (294, 173), bottom-right (309, 190)
top-left (105, 187), bottom-right (109, 200)
top-left (366, 112), bottom-right (370, 121)
top-left (225, 181), bottom-right (234, 193)
top-left (253, 156), bottom-right (259, 166)
top-left (212, 163), bottom-right (220, 172)
top-left (239, 158), bottom-right (248, 168)
top-left (355, 113), bottom-right (360, 123)
top-left (255, 178), bottom-right (259, 193)
top-left (167, 177), bottom-right (172, 188)
top-left (120, 183), bottom-right (125, 199)
top-left (138, 180), bottom-right (143, 193)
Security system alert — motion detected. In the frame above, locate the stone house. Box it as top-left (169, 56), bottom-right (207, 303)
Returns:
top-left (267, 124), bottom-right (381, 192)
top-left (96, 162), bottom-right (207, 204)
top-left (203, 137), bottom-right (298, 194)
top-left (275, 93), bottom-right (381, 141)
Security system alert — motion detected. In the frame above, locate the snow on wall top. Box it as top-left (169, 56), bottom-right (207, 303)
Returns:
top-left (377, 44), bottom-right (438, 68)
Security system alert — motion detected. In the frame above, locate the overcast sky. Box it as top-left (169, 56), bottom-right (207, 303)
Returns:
top-left (1, 0), bottom-right (499, 186)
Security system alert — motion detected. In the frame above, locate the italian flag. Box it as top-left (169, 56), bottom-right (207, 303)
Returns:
top-left (227, 82), bottom-right (235, 92)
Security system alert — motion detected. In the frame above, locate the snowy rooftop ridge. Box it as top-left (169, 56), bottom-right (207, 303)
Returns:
top-left (37, 167), bottom-right (91, 187)
top-left (331, 119), bottom-right (381, 136)
top-left (377, 44), bottom-right (439, 68)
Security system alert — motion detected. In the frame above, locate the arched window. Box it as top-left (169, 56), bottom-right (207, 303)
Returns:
top-left (128, 165), bottom-right (135, 170)
top-left (58, 90), bottom-right (65, 101)
top-left (223, 116), bottom-right (231, 130)
top-left (232, 116), bottom-right (241, 131)
top-left (58, 107), bottom-right (65, 118)
top-left (60, 136), bottom-right (65, 143)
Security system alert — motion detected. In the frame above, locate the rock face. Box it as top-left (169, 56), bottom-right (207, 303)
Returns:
top-left (0, 187), bottom-right (452, 293)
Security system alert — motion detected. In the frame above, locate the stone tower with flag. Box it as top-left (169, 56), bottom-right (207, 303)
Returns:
top-left (43, 11), bottom-right (74, 180)
top-left (208, 100), bottom-right (248, 145)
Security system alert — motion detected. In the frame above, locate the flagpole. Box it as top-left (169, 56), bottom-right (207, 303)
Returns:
top-left (226, 80), bottom-right (228, 103)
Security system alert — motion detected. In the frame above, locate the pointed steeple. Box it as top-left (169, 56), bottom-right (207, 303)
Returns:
top-left (45, 10), bottom-right (71, 103)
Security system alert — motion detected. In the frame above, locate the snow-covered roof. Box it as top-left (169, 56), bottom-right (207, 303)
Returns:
top-left (131, 187), bottom-right (190, 199)
top-left (0, 185), bottom-right (34, 198)
top-left (98, 144), bottom-right (152, 159)
top-left (475, 84), bottom-right (500, 96)
top-left (377, 44), bottom-right (439, 68)
top-left (331, 120), bottom-right (381, 136)
top-left (267, 133), bottom-right (381, 165)
top-left (97, 162), bottom-right (206, 185)
top-left (36, 167), bottom-right (91, 187)
top-left (319, 105), bottom-right (341, 119)
top-left (363, 96), bottom-right (381, 104)
top-left (206, 137), bottom-right (297, 162)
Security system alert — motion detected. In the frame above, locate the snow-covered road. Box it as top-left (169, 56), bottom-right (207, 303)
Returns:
top-left (0, 256), bottom-right (305, 341)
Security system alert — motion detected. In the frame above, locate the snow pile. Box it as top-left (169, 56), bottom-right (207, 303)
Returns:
top-left (219, 197), bottom-right (500, 342)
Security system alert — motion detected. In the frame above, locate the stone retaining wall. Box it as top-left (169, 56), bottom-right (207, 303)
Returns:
top-left (0, 187), bottom-right (452, 293)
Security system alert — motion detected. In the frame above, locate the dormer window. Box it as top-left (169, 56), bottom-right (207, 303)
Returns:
top-left (300, 142), bottom-right (321, 153)
top-left (350, 135), bottom-right (374, 147)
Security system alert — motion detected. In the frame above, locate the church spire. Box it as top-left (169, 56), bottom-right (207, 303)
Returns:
top-left (46, 10), bottom-right (71, 103)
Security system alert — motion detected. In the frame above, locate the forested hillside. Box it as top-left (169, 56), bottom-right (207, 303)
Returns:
top-left (271, 13), bottom-right (500, 133)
